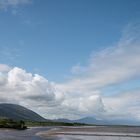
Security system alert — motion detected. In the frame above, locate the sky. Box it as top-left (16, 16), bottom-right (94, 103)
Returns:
top-left (0, 0), bottom-right (140, 122)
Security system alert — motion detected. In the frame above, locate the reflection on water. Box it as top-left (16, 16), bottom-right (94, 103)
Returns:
top-left (59, 135), bottom-right (140, 140)
top-left (0, 127), bottom-right (140, 140)
top-left (0, 127), bottom-right (52, 140)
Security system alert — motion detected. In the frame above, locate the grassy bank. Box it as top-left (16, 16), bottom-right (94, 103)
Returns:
top-left (25, 121), bottom-right (87, 127)
top-left (0, 118), bottom-right (88, 129)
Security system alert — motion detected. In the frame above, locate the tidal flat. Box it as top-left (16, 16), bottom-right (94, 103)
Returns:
top-left (0, 126), bottom-right (140, 140)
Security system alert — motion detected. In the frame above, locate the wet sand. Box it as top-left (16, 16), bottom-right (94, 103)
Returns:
top-left (38, 126), bottom-right (140, 138)
top-left (0, 126), bottom-right (140, 140)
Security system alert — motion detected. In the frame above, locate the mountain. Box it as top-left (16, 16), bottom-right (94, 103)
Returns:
top-left (53, 117), bottom-right (103, 124)
top-left (55, 117), bottom-right (140, 126)
top-left (0, 103), bottom-right (46, 122)
top-left (53, 118), bottom-right (73, 123)
top-left (54, 117), bottom-right (107, 125)
top-left (75, 117), bottom-right (140, 125)
top-left (73, 117), bottom-right (106, 125)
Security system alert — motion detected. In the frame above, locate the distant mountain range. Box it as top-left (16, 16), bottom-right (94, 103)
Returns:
top-left (0, 103), bottom-right (139, 126)
top-left (54, 117), bottom-right (140, 126)
top-left (0, 103), bottom-right (47, 122)
top-left (53, 117), bottom-right (107, 124)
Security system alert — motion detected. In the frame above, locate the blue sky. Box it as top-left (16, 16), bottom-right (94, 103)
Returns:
top-left (0, 0), bottom-right (140, 122)
top-left (0, 0), bottom-right (140, 82)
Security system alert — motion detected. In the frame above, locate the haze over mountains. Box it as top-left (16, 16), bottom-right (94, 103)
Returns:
top-left (55, 117), bottom-right (140, 126)
top-left (0, 103), bottom-right (140, 126)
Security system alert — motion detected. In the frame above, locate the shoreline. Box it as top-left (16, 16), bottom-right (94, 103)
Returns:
top-left (37, 126), bottom-right (140, 138)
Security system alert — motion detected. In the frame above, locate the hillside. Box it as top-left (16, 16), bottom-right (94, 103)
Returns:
top-left (0, 103), bottom-right (46, 122)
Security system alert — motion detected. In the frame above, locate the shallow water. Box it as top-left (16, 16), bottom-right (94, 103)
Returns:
top-left (0, 127), bottom-right (52, 140)
top-left (59, 135), bottom-right (140, 140)
top-left (0, 127), bottom-right (140, 140)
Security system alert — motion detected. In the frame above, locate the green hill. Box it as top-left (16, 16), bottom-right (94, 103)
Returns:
top-left (0, 103), bottom-right (46, 122)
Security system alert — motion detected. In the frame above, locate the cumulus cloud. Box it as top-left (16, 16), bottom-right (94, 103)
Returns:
top-left (0, 66), bottom-right (64, 117)
top-left (62, 95), bottom-right (105, 118)
top-left (0, 0), bottom-right (31, 11)
top-left (0, 65), bottom-right (105, 119)
top-left (0, 64), bottom-right (11, 72)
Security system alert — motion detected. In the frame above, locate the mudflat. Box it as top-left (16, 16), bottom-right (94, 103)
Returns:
top-left (38, 126), bottom-right (140, 137)
top-left (58, 126), bottom-right (140, 133)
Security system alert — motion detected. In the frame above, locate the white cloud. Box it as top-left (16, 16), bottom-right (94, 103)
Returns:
top-left (57, 23), bottom-right (140, 94)
top-left (0, 64), bottom-right (104, 119)
top-left (0, 64), bottom-right (11, 72)
top-left (103, 89), bottom-right (140, 120)
top-left (0, 24), bottom-right (140, 121)
top-left (62, 95), bottom-right (105, 118)
top-left (58, 42), bottom-right (140, 95)
top-left (0, 0), bottom-right (31, 11)
top-left (0, 66), bottom-right (64, 117)
top-left (56, 23), bottom-right (140, 120)
top-left (71, 63), bottom-right (86, 74)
